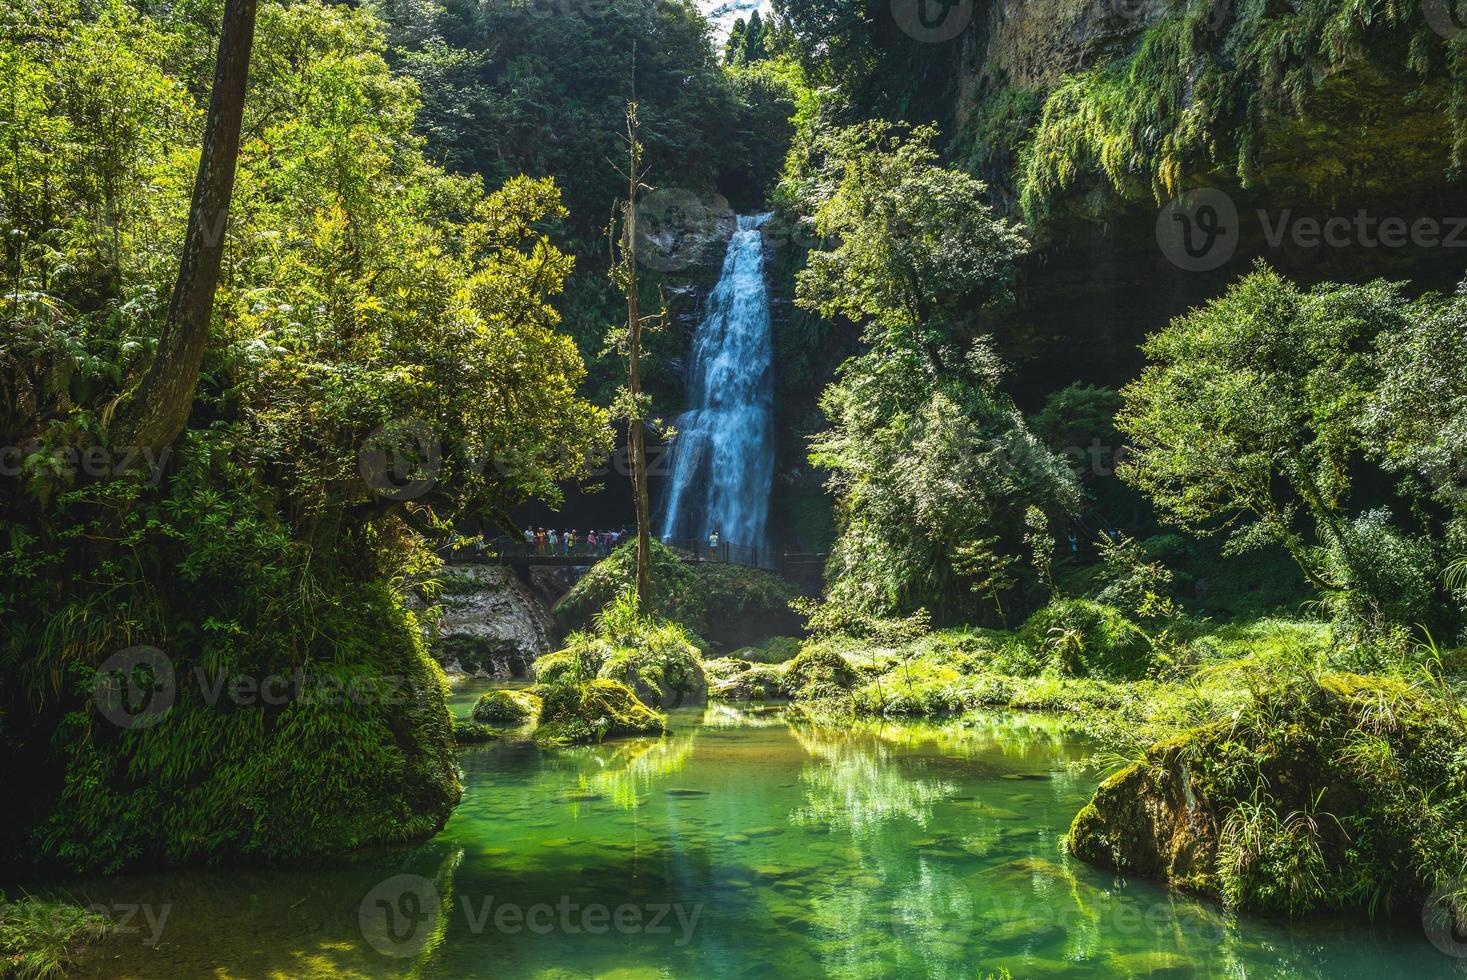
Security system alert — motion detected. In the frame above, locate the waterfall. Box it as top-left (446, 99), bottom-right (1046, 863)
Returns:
top-left (657, 213), bottom-right (775, 559)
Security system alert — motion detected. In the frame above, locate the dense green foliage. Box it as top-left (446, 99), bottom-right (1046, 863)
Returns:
top-left (1018, 0), bottom-right (1467, 215)
top-left (1120, 265), bottom-right (1467, 645)
top-left (792, 122), bottom-right (1079, 623)
top-left (1070, 664), bottom-right (1467, 926)
top-left (1, 0), bottom-right (607, 871)
top-left (369, 0), bottom-right (798, 405)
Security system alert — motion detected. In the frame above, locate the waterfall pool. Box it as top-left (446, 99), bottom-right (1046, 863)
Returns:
top-left (57, 684), bottom-right (1461, 977)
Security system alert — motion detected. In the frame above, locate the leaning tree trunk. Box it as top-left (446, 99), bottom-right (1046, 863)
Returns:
top-left (111, 0), bottom-right (258, 457)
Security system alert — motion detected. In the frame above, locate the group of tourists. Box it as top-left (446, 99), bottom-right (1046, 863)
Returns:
top-left (524, 527), bottom-right (626, 558)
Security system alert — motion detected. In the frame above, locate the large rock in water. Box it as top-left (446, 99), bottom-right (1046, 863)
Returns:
top-left (1066, 674), bottom-right (1467, 922)
top-left (422, 566), bottom-right (555, 678)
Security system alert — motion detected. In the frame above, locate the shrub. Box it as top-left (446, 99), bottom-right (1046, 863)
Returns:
top-left (453, 721), bottom-right (502, 744)
top-left (1323, 509), bottom-right (1437, 645)
top-left (543, 591), bottom-right (707, 708)
top-left (1019, 598), bottom-right (1153, 679)
top-left (782, 647), bottom-right (859, 700)
top-left (0, 895), bottom-right (110, 979)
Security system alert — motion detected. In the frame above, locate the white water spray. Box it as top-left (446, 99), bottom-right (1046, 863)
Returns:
top-left (657, 214), bottom-right (775, 556)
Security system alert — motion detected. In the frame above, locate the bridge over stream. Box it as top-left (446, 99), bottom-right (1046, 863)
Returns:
top-left (443, 538), bottom-right (828, 592)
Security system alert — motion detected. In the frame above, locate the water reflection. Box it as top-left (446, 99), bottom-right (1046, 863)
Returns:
top-left (789, 722), bottom-right (956, 833)
top-left (59, 698), bottom-right (1466, 979)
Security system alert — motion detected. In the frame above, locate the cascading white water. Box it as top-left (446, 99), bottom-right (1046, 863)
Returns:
top-left (657, 214), bottom-right (775, 557)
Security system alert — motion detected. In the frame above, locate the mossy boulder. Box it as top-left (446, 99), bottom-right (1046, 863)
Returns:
top-left (706, 658), bottom-right (784, 701)
top-left (781, 647), bottom-right (859, 701)
top-left (531, 646), bottom-right (604, 686)
top-left (470, 689), bottom-right (542, 725)
top-left (1067, 672), bottom-right (1467, 924)
top-left (20, 580), bottom-right (462, 871)
top-left (1019, 598), bottom-right (1152, 679)
top-left (703, 657), bottom-right (753, 685)
top-left (531, 680), bottom-right (666, 747)
top-left (596, 634), bottom-right (706, 709)
top-left (730, 635), bottom-right (802, 664)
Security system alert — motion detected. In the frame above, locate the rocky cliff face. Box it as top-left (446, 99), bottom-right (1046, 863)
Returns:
top-left (421, 566), bottom-right (557, 679)
top-left (944, 0), bottom-right (1466, 402)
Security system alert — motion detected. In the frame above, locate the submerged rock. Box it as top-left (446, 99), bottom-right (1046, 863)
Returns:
top-left (1107, 951), bottom-right (1199, 977)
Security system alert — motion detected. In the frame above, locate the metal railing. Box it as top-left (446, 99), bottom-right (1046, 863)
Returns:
top-left (441, 535), bottom-right (827, 585)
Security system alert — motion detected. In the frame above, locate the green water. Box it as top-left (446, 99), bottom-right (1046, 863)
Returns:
top-left (58, 684), bottom-right (1465, 978)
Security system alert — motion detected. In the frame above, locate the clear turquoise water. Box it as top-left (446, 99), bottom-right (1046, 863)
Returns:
top-left (58, 684), bottom-right (1466, 978)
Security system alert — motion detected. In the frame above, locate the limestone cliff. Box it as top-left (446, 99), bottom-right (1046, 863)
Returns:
top-left (419, 566), bottom-right (557, 679)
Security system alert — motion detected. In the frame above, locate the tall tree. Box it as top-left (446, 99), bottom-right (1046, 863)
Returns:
top-left (725, 17), bottom-right (746, 64)
top-left (109, 0), bottom-right (257, 456)
top-left (742, 10), bottom-right (768, 64)
top-left (612, 98), bottom-right (653, 605)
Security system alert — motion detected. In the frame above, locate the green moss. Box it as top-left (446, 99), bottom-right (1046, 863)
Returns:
top-left (732, 635), bottom-right (803, 664)
top-left (531, 645), bottom-right (605, 686)
top-left (709, 664), bottom-right (785, 702)
top-left (782, 647), bottom-right (860, 700)
top-left (26, 580), bottom-right (461, 873)
top-left (530, 680), bottom-right (665, 747)
top-left (1067, 669), bottom-right (1467, 924)
top-left (596, 630), bottom-right (706, 709)
top-left (470, 690), bottom-right (542, 725)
